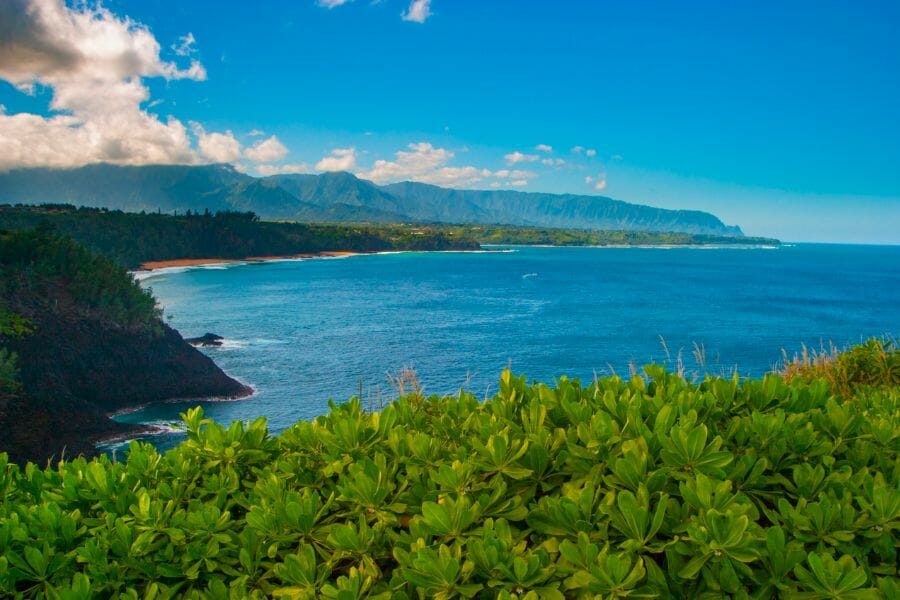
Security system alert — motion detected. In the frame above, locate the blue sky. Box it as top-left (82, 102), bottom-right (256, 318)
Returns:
top-left (1, 0), bottom-right (898, 242)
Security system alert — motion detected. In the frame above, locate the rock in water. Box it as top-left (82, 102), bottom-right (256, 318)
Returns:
top-left (185, 333), bottom-right (224, 347)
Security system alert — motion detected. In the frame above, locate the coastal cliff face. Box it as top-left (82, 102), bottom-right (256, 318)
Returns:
top-left (12, 318), bottom-right (248, 413)
top-left (1, 320), bottom-right (249, 465)
top-left (0, 229), bottom-right (249, 464)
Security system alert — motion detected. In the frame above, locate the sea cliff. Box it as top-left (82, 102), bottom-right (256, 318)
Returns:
top-left (0, 229), bottom-right (249, 464)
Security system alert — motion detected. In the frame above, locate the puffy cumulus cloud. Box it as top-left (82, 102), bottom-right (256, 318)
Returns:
top-left (535, 144), bottom-right (553, 153)
top-left (318, 0), bottom-right (354, 8)
top-left (504, 151), bottom-right (539, 165)
top-left (358, 143), bottom-right (483, 186)
top-left (315, 148), bottom-right (357, 172)
top-left (255, 163), bottom-right (309, 176)
top-left (542, 158), bottom-right (565, 166)
top-left (0, 0), bottom-right (212, 170)
top-left (402, 0), bottom-right (432, 23)
top-left (192, 123), bottom-right (242, 163)
top-left (358, 142), bottom-right (536, 188)
top-left (510, 180), bottom-right (528, 187)
top-left (586, 148), bottom-right (597, 157)
top-left (244, 135), bottom-right (288, 163)
top-left (571, 146), bottom-right (584, 154)
top-left (0, 0), bottom-right (206, 88)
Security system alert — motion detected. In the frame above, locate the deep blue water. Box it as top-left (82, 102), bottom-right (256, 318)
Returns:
top-left (110, 244), bottom-right (900, 451)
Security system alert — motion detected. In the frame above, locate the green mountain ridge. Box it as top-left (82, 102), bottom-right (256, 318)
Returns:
top-left (0, 163), bottom-right (744, 235)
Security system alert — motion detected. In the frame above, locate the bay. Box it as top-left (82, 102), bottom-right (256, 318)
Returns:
top-left (110, 244), bottom-right (900, 451)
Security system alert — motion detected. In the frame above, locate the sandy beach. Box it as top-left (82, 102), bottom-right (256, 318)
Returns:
top-left (138, 251), bottom-right (360, 271)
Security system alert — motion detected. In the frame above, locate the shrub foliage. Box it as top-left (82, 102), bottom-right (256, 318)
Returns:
top-left (1, 345), bottom-right (898, 598)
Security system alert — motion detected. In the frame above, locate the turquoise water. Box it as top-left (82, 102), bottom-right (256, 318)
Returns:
top-left (112, 244), bottom-right (900, 451)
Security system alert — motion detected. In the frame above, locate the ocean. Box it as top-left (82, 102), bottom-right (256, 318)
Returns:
top-left (110, 243), bottom-right (900, 451)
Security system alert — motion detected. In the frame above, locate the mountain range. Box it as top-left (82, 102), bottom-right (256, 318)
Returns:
top-left (0, 163), bottom-right (744, 235)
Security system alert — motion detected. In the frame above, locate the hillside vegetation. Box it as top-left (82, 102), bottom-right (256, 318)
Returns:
top-left (0, 164), bottom-right (744, 235)
top-left (0, 229), bottom-right (249, 464)
top-left (0, 341), bottom-right (896, 598)
top-left (0, 206), bottom-right (776, 273)
top-left (0, 205), bottom-right (479, 269)
top-left (436, 224), bottom-right (779, 247)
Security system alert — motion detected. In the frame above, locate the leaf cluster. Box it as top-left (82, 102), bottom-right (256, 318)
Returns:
top-left (0, 343), bottom-right (898, 598)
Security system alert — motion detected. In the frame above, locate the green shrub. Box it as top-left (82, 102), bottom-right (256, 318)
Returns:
top-left (783, 338), bottom-right (899, 398)
top-left (1, 343), bottom-right (898, 598)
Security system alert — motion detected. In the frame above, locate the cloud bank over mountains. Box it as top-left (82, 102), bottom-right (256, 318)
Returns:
top-left (0, 0), bottom-right (604, 192)
top-left (0, 0), bottom-right (293, 173)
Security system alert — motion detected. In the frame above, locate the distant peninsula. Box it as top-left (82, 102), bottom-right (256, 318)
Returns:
top-left (0, 163), bottom-right (745, 236)
top-left (0, 206), bottom-right (777, 277)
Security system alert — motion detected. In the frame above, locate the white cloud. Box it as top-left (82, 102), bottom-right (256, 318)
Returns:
top-left (490, 179), bottom-right (530, 188)
top-left (316, 147), bottom-right (357, 172)
top-left (172, 33), bottom-right (197, 57)
top-left (319, 0), bottom-right (354, 8)
top-left (357, 142), bottom-right (532, 188)
top-left (358, 142), bottom-right (483, 186)
top-left (571, 146), bottom-right (584, 154)
top-left (586, 148), bottom-right (597, 157)
top-left (248, 128), bottom-right (265, 137)
top-left (535, 144), bottom-right (553, 153)
top-left (256, 163), bottom-right (309, 176)
top-left (244, 135), bottom-right (288, 163)
top-left (586, 173), bottom-right (607, 191)
top-left (493, 169), bottom-right (537, 179)
top-left (0, 0), bottom-right (208, 170)
top-left (402, 0), bottom-right (432, 23)
top-left (192, 123), bottom-right (242, 163)
top-left (504, 151), bottom-right (539, 165)
top-left (542, 158), bottom-right (565, 166)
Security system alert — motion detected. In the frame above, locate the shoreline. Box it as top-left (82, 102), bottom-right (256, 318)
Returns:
top-left (482, 243), bottom-right (781, 250)
top-left (128, 244), bottom-right (781, 280)
top-left (134, 247), bottom-right (503, 274)
top-left (106, 384), bottom-right (256, 419)
top-left (137, 250), bottom-right (362, 271)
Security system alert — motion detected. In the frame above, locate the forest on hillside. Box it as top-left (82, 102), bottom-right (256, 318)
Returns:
top-left (0, 205), bottom-right (481, 269)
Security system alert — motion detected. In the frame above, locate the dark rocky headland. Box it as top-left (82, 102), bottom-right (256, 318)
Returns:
top-left (0, 229), bottom-right (250, 464)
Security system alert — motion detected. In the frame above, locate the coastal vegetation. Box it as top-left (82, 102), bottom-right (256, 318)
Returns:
top-left (0, 206), bottom-right (776, 273)
top-left (436, 224), bottom-right (780, 247)
top-left (0, 340), bottom-right (896, 598)
top-left (0, 228), bottom-right (248, 464)
top-left (0, 205), bottom-right (480, 270)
